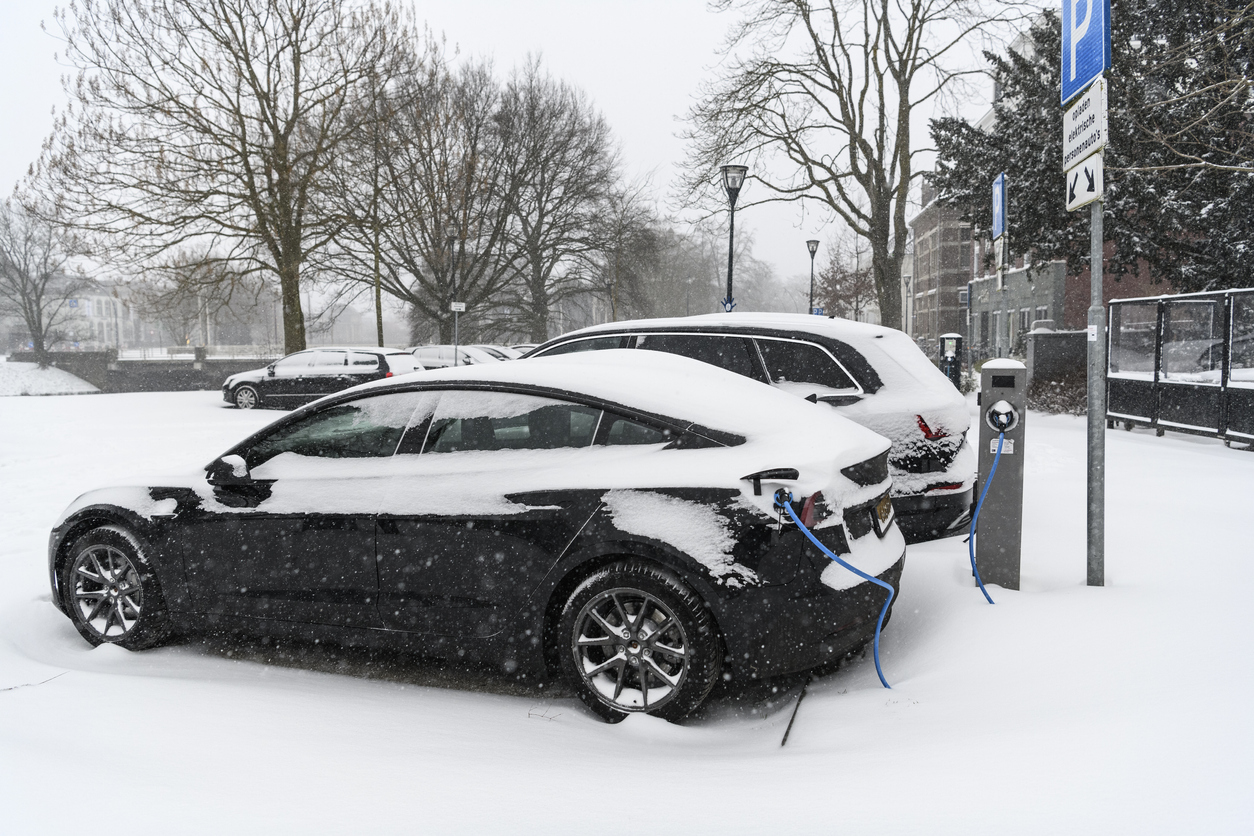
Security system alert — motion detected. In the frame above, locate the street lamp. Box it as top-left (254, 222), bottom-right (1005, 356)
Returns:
top-left (806, 239), bottom-right (820, 314)
top-left (720, 164), bottom-right (748, 312)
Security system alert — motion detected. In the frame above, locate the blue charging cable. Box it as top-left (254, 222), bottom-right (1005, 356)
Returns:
top-left (968, 432), bottom-right (1005, 605)
top-left (774, 492), bottom-right (894, 689)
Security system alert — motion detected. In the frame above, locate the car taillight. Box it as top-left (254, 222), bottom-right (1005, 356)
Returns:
top-left (916, 415), bottom-right (949, 440)
top-left (386, 371), bottom-right (393, 377)
top-left (927, 482), bottom-right (964, 492)
top-left (799, 492), bottom-right (834, 526)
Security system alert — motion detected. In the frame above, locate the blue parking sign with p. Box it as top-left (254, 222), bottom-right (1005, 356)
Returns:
top-left (1061, 0), bottom-right (1111, 104)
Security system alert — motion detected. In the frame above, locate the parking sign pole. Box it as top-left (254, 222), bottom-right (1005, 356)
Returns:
top-left (1087, 201), bottom-right (1105, 586)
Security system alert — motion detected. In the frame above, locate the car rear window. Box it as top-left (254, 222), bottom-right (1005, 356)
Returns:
top-left (635, 334), bottom-right (761, 379)
top-left (755, 339), bottom-right (858, 391)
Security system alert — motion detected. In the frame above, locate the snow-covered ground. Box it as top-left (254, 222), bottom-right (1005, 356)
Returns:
top-left (0, 358), bottom-right (98, 396)
top-left (1, 390), bottom-right (1251, 834)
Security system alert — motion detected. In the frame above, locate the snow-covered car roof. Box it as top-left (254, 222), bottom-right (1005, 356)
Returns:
top-left (537, 312), bottom-right (962, 415)
top-left (344, 347), bottom-right (890, 453)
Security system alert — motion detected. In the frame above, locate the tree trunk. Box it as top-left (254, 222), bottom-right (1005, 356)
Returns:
top-left (278, 259), bottom-right (306, 354)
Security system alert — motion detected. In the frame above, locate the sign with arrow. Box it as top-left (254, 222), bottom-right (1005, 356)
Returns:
top-left (1066, 152), bottom-right (1103, 211)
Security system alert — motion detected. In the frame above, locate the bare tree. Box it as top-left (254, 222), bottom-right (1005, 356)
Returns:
top-left (327, 48), bottom-right (521, 343)
top-left (583, 182), bottom-right (661, 322)
top-left (129, 248), bottom-right (279, 346)
top-left (816, 236), bottom-right (876, 320)
top-left (42, 0), bottom-right (411, 353)
top-left (682, 0), bottom-right (1026, 329)
top-left (496, 59), bottom-right (619, 341)
top-left (0, 197), bottom-right (90, 366)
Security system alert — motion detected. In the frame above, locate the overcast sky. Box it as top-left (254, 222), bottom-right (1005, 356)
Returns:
top-left (0, 1), bottom-right (964, 289)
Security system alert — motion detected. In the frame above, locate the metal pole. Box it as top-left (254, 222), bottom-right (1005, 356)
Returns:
top-left (1087, 200), bottom-right (1105, 586)
top-left (725, 198), bottom-right (736, 311)
top-left (808, 257), bottom-right (815, 313)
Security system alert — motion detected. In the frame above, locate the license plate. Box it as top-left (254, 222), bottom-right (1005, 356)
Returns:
top-left (873, 493), bottom-right (895, 536)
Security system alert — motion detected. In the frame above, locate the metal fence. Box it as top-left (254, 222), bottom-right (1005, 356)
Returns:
top-left (1107, 288), bottom-right (1254, 444)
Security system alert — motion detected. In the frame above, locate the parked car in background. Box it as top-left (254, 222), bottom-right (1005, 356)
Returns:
top-left (50, 350), bottom-right (903, 722)
top-left (526, 313), bottom-right (975, 544)
top-left (222, 347), bottom-right (423, 410)
top-left (411, 345), bottom-right (501, 369)
top-left (472, 344), bottom-right (523, 360)
top-left (511, 343), bottom-right (539, 354)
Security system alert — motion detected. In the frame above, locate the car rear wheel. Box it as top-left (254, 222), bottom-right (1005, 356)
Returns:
top-left (233, 385), bottom-right (260, 409)
top-left (62, 526), bottom-right (172, 650)
top-left (558, 561), bottom-right (721, 723)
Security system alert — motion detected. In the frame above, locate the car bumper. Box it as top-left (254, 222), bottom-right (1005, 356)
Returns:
top-left (718, 529), bottom-right (905, 680)
top-left (893, 487), bottom-right (973, 544)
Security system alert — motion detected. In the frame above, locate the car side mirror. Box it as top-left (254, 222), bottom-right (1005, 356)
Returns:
top-left (267, 364), bottom-right (276, 377)
top-left (206, 454), bottom-right (250, 485)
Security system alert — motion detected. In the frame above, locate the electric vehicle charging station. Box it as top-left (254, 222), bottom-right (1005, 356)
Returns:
top-left (939, 333), bottom-right (963, 389)
top-left (975, 359), bottom-right (1026, 591)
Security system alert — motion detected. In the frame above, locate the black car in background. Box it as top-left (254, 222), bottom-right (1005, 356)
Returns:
top-left (222, 347), bottom-right (424, 409)
top-left (51, 350), bottom-right (904, 722)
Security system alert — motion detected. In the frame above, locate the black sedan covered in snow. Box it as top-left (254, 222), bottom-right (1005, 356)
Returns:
top-left (50, 351), bottom-right (904, 721)
top-left (222, 346), bottom-right (424, 409)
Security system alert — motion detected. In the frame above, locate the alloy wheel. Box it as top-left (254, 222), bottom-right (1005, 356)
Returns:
top-left (571, 587), bottom-right (689, 713)
top-left (70, 544), bottom-right (144, 640)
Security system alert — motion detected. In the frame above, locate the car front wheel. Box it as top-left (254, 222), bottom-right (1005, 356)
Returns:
top-left (233, 384), bottom-right (260, 409)
top-left (558, 561), bottom-right (721, 723)
top-left (62, 526), bottom-right (172, 650)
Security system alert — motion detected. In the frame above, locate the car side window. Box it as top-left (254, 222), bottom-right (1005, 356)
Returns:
top-left (534, 335), bottom-right (631, 357)
top-left (243, 392), bottom-right (432, 469)
top-left (348, 352), bottom-right (381, 370)
top-left (635, 334), bottom-right (762, 380)
top-left (755, 339), bottom-right (858, 392)
top-left (423, 391), bottom-right (601, 453)
top-left (272, 353), bottom-right (312, 373)
top-left (309, 350), bottom-right (347, 370)
top-left (599, 413), bottom-right (671, 446)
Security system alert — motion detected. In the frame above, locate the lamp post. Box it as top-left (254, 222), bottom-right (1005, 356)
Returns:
top-left (720, 164), bottom-right (748, 312)
top-left (806, 239), bottom-right (820, 314)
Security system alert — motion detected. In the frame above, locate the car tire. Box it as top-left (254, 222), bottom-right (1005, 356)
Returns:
top-left (233, 384), bottom-right (260, 410)
top-left (61, 526), bottom-right (172, 651)
top-left (557, 560), bottom-right (721, 723)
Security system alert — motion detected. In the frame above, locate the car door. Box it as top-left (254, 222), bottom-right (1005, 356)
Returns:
top-left (179, 390), bottom-right (432, 626)
top-left (374, 389), bottom-right (605, 637)
top-left (301, 349), bottom-right (351, 400)
top-left (265, 352), bottom-right (315, 404)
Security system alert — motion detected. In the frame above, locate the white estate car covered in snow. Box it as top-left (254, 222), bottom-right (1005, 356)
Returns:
top-left (526, 313), bottom-right (976, 543)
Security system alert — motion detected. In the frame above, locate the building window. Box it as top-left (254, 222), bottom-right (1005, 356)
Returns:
top-left (1036, 306), bottom-right (1048, 324)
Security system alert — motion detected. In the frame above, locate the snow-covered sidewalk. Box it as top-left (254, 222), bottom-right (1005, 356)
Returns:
top-left (0, 391), bottom-right (1250, 834)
